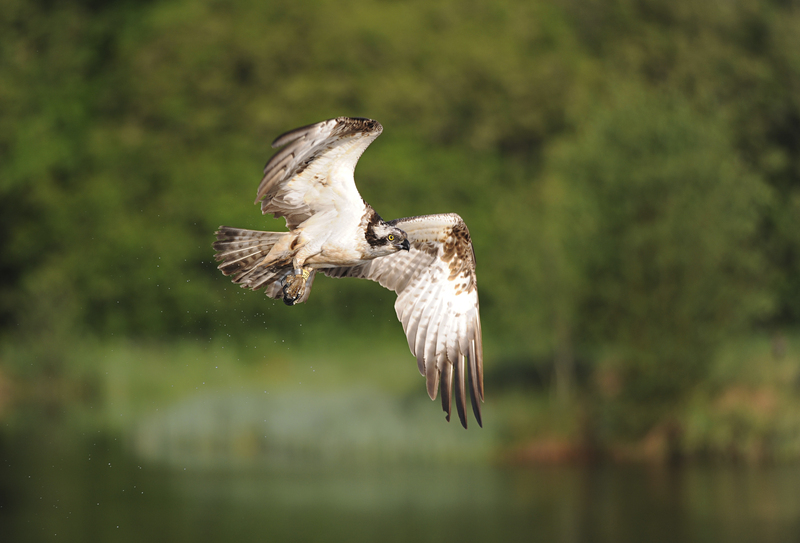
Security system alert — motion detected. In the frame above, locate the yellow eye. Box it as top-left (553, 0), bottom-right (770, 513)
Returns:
top-left (387, 234), bottom-right (395, 241)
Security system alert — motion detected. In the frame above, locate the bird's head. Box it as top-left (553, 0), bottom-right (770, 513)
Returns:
top-left (366, 219), bottom-right (410, 256)
top-left (386, 226), bottom-right (411, 252)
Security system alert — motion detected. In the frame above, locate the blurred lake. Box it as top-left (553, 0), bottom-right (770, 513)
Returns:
top-left (3, 393), bottom-right (800, 543)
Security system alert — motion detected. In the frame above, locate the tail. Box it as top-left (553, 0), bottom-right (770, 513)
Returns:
top-left (212, 226), bottom-right (316, 303)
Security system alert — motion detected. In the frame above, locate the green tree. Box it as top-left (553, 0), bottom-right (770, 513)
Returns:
top-left (543, 88), bottom-right (772, 435)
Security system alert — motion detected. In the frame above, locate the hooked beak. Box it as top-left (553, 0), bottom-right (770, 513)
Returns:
top-left (400, 239), bottom-right (410, 251)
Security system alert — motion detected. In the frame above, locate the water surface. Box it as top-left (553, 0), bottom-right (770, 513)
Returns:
top-left (3, 418), bottom-right (800, 543)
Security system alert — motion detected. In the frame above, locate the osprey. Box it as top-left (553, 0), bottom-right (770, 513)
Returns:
top-left (213, 117), bottom-right (484, 428)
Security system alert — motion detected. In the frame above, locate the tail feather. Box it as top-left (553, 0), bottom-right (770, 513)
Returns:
top-left (213, 226), bottom-right (298, 295)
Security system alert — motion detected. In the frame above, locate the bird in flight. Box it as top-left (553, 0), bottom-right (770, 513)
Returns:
top-left (213, 117), bottom-right (484, 428)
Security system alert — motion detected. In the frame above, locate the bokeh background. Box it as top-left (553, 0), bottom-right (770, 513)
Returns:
top-left (3, 0), bottom-right (800, 541)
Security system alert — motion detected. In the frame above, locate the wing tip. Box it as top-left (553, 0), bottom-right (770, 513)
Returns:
top-left (333, 116), bottom-right (383, 138)
top-left (270, 117), bottom-right (383, 149)
top-left (440, 361), bottom-right (453, 424)
top-left (426, 371), bottom-right (439, 400)
top-left (455, 352), bottom-right (484, 429)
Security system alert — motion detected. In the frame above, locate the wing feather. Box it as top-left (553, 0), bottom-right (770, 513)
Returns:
top-left (453, 354), bottom-right (468, 429)
top-left (255, 117), bottom-right (383, 230)
top-left (468, 350), bottom-right (483, 427)
top-left (446, 313), bottom-right (463, 372)
top-left (422, 291), bottom-right (447, 399)
top-left (322, 213), bottom-right (483, 428)
top-left (402, 278), bottom-right (439, 378)
top-left (440, 359), bottom-right (453, 422)
top-left (471, 314), bottom-right (485, 400)
top-left (413, 281), bottom-right (442, 356)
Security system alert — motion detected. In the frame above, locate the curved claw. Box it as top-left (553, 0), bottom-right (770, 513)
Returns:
top-left (282, 268), bottom-right (311, 305)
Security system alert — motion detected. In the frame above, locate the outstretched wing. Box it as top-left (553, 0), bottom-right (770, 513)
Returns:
top-left (323, 213), bottom-right (484, 429)
top-left (256, 117), bottom-right (383, 230)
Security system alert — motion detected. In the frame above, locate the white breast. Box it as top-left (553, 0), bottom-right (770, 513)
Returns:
top-left (300, 206), bottom-right (369, 268)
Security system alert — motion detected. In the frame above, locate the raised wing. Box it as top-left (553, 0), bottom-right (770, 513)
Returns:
top-left (255, 117), bottom-right (383, 230)
top-left (323, 213), bottom-right (484, 428)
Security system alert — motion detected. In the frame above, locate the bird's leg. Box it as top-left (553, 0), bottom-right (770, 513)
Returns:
top-left (282, 259), bottom-right (311, 306)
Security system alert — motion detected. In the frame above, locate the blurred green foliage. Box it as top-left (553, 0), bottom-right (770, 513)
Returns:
top-left (543, 90), bottom-right (772, 432)
top-left (2, 0), bottom-right (800, 446)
